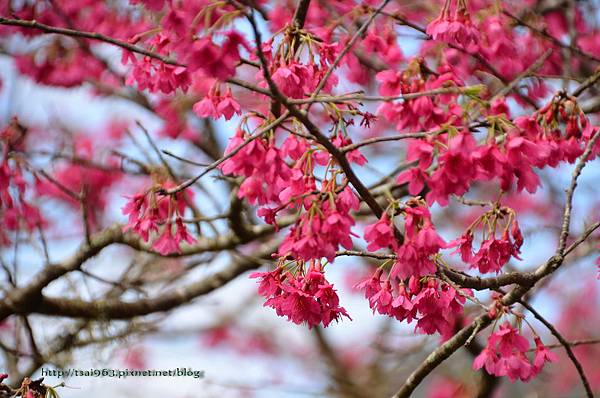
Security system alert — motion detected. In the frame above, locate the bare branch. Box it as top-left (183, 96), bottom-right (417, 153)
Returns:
top-left (22, 242), bottom-right (277, 319)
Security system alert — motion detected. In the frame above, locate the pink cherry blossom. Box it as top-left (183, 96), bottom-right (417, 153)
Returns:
top-left (533, 336), bottom-right (558, 372)
top-left (252, 263), bottom-right (350, 328)
top-left (473, 322), bottom-right (552, 382)
top-left (152, 225), bottom-right (181, 255)
top-left (364, 213), bottom-right (398, 251)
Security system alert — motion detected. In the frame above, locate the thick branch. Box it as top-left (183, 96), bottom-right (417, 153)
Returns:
top-left (16, 243), bottom-right (277, 319)
top-left (291, 0), bottom-right (311, 29)
top-left (0, 221), bottom-right (284, 321)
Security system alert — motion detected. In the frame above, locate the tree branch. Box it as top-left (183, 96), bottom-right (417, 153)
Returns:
top-left (16, 242), bottom-right (277, 319)
top-left (0, 17), bottom-right (182, 65)
top-left (518, 300), bottom-right (593, 397)
top-left (0, 220), bottom-right (286, 321)
top-left (292, 0), bottom-right (312, 29)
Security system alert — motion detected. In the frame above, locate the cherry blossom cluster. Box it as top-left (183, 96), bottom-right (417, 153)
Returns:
top-left (474, 321), bottom-right (557, 382)
top-left (250, 260), bottom-right (350, 328)
top-left (122, 182), bottom-right (195, 255)
top-left (193, 85), bottom-right (241, 121)
top-left (6, 0), bottom-right (149, 87)
top-left (376, 61), bottom-right (467, 133)
top-left (363, 199), bottom-right (446, 278)
top-left (356, 272), bottom-right (470, 338)
top-left (449, 206), bottom-right (523, 274)
top-left (124, 53), bottom-right (190, 94)
top-left (277, 185), bottom-right (359, 263)
top-left (426, 0), bottom-right (479, 51)
top-left (220, 127), bottom-right (295, 206)
top-left (121, 4), bottom-right (249, 92)
top-left (394, 95), bottom-right (598, 207)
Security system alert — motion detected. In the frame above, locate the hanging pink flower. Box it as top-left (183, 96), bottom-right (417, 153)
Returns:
top-left (251, 263), bottom-right (351, 328)
top-left (472, 322), bottom-right (552, 383)
top-left (426, 0), bottom-right (479, 51)
top-left (364, 213), bottom-right (398, 251)
top-left (532, 336), bottom-right (558, 372)
top-left (193, 87), bottom-right (241, 120)
top-left (152, 225), bottom-right (181, 255)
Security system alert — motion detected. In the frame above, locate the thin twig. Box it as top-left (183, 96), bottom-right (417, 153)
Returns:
top-left (292, 86), bottom-right (482, 104)
top-left (161, 150), bottom-right (210, 167)
top-left (0, 17), bottom-right (182, 65)
top-left (519, 300), bottom-right (594, 398)
top-left (572, 69), bottom-right (600, 97)
top-left (163, 111), bottom-right (290, 195)
top-left (529, 338), bottom-right (600, 351)
top-left (557, 129), bottom-right (600, 254)
top-left (342, 131), bottom-right (436, 153)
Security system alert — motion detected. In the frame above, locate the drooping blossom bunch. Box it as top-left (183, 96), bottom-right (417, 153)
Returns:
top-left (220, 126), bottom-right (294, 206)
top-left (122, 181), bottom-right (195, 255)
top-left (251, 27), bottom-right (344, 100)
top-left (3, 0), bottom-right (151, 91)
top-left (121, 5), bottom-right (249, 95)
top-left (15, 47), bottom-right (106, 89)
top-left (376, 60), bottom-right (467, 133)
top-left (250, 260), bottom-right (350, 328)
top-left (277, 183), bottom-right (360, 262)
top-left (449, 205), bottom-right (523, 274)
top-left (124, 54), bottom-right (190, 94)
top-left (473, 321), bottom-right (557, 382)
top-left (363, 198), bottom-right (446, 278)
top-left (193, 84), bottom-right (241, 121)
top-left (394, 93), bottom-right (598, 207)
top-left (426, 0), bottom-right (479, 51)
top-left (355, 271), bottom-right (471, 338)
top-left (217, 115), bottom-right (368, 323)
top-left (393, 200), bottom-right (447, 278)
